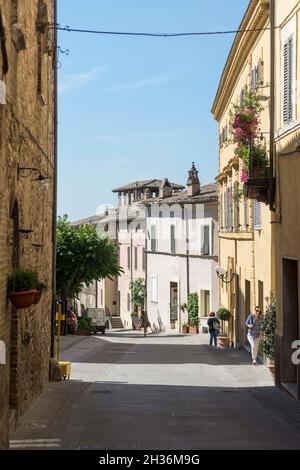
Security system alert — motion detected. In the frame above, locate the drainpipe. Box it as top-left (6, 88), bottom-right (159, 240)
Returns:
top-left (50, 0), bottom-right (58, 361)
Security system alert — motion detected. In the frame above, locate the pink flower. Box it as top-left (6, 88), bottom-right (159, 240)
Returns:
top-left (240, 169), bottom-right (249, 183)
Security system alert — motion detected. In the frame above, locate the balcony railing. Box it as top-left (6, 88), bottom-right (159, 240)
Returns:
top-left (243, 139), bottom-right (270, 204)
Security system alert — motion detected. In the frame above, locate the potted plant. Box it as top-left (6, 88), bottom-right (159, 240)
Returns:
top-left (75, 316), bottom-right (92, 336)
top-left (182, 322), bottom-right (189, 334)
top-left (216, 308), bottom-right (231, 348)
top-left (7, 267), bottom-right (38, 309)
top-left (187, 293), bottom-right (199, 334)
top-left (33, 281), bottom-right (47, 305)
top-left (260, 297), bottom-right (276, 379)
top-left (131, 312), bottom-right (141, 330)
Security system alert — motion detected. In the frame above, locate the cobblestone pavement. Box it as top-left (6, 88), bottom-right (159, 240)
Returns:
top-left (10, 330), bottom-right (300, 449)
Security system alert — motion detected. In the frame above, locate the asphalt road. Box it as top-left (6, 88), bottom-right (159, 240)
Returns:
top-left (10, 330), bottom-right (300, 450)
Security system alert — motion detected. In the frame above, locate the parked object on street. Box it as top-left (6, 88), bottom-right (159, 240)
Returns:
top-left (66, 308), bottom-right (78, 334)
top-left (86, 308), bottom-right (107, 334)
top-left (75, 317), bottom-right (93, 336)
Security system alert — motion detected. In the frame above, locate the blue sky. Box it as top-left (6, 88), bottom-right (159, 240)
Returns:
top-left (58, 0), bottom-right (249, 221)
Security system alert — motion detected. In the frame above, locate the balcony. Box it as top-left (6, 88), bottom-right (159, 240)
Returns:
top-left (242, 140), bottom-right (270, 204)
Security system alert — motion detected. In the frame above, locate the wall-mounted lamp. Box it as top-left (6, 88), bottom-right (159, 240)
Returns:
top-left (215, 266), bottom-right (235, 284)
top-left (17, 165), bottom-right (50, 190)
top-left (8, 229), bottom-right (34, 245)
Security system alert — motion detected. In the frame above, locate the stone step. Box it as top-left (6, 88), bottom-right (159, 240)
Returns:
top-left (110, 317), bottom-right (124, 329)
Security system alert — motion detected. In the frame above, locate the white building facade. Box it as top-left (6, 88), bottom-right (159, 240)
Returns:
top-left (145, 165), bottom-right (219, 333)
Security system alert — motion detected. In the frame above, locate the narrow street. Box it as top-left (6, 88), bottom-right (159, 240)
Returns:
top-left (10, 331), bottom-right (300, 450)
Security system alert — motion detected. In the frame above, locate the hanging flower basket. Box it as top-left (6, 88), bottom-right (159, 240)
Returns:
top-left (8, 290), bottom-right (37, 309)
top-left (32, 290), bottom-right (43, 305)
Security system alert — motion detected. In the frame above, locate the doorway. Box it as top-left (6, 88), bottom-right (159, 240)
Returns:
top-left (282, 259), bottom-right (299, 394)
top-left (170, 282), bottom-right (178, 330)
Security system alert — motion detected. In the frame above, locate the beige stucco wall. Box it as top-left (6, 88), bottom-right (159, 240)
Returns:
top-left (213, 1), bottom-right (272, 347)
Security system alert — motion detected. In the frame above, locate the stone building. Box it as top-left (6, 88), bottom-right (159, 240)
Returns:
top-left (145, 165), bottom-right (218, 333)
top-left (0, 0), bottom-right (55, 447)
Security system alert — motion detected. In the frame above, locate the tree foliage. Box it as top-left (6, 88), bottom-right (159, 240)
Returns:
top-left (187, 292), bottom-right (199, 327)
top-left (260, 297), bottom-right (276, 361)
top-left (216, 308), bottom-right (231, 321)
top-left (130, 278), bottom-right (145, 311)
top-left (56, 215), bottom-right (122, 299)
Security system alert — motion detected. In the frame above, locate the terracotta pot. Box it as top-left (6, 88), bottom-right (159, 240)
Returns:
top-left (182, 326), bottom-right (189, 334)
top-left (32, 290), bottom-right (43, 305)
top-left (217, 335), bottom-right (230, 348)
top-left (75, 329), bottom-right (92, 336)
top-left (268, 365), bottom-right (275, 380)
top-left (189, 326), bottom-right (199, 334)
top-left (8, 289), bottom-right (37, 309)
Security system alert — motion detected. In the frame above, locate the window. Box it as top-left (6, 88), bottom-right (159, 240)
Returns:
top-left (151, 276), bottom-right (158, 303)
top-left (100, 289), bottom-right (103, 306)
top-left (200, 290), bottom-right (210, 317)
top-left (258, 280), bottom-right (264, 313)
top-left (244, 197), bottom-right (249, 230)
top-left (170, 224), bottom-right (176, 254)
top-left (253, 199), bottom-right (262, 230)
top-left (134, 247), bottom-right (138, 270)
top-left (233, 182), bottom-right (239, 230)
top-left (142, 248), bottom-right (145, 271)
top-left (127, 293), bottom-right (131, 312)
top-left (127, 246), bottom-right (131, 269)
top-left (283, 35), bottom-right (294, 125)
top-left (201, 225), bottom-right (210, 255)
top-left (250, 67), bottom-right (257, 89)
top-left (224, 187), bottom-right (232, 230)
top-left (151, 225), bottom-right (157, 252)
top-left (240, 87), bottom-right (247, 105)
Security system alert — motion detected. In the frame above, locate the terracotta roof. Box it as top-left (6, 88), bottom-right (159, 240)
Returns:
top-left (112, 179), bottom-right (184, 193)
top-left (143, 183), bottom-right (218, 205)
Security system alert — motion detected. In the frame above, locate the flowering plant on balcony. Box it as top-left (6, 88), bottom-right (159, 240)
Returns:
top-left (229, 90), bottom-right (267, 177)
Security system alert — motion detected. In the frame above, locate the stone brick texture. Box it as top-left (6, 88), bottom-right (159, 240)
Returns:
top-left (0, 0), bottom-right (55, 448)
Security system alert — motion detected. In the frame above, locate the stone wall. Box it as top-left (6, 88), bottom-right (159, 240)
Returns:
top-left (0, 0), bottom-right (55, 448)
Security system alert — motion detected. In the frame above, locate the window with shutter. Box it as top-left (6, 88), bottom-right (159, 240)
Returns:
top-left (170, 224), bottom-right (176, 254)
top-left (283, 35), bottom-right (294, 125)
top-left (201, 225), bottom-right (210, 255)
top-left (244, 197), bottom-right (249, 230)
top-left (251, 68), bottom-right (256, 89)
top-left (127, 246), bottom-right (131, 269)
top-left (134, 247), bottom-right (138, 270)
top-left (253, 199), bottom-right (262, 230)
top-left (233, 182), bottom-right (239, 230)
top-left (151, 276), bottom-right (158, 303)
top-left (127, 292), bottom-right (131, 311)
top-left (151, 225), bottom-right (157, 252)
top-left (227, 188), bottom-right (232, 230)
top-left (257, 59), bottom-right (263, 85)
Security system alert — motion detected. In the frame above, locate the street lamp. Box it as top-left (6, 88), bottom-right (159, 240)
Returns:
top-left (17, 165), bottom-right (50, 190)
top-left (215, 266), bottom-right (235, 284)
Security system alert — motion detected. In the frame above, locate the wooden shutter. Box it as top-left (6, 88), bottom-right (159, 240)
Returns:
top-left (127, 246), bottom-right (131, 269)
top-left (151, 225), bottom-right (156, 252)
top-left (244, 197), bottom-right (248, 229)
top-left (227, 188), bottom-right (232, 230)
top-left (251, 68), bottom-right (256, 89)
top-left (257, 59), bottom-right (263, 85)
top-left (253, 199), bottom-right (262, 230)
top-left (170, 224), bottom-right (176, 254)
top-left (201, 225), bottom-right (210, 255)
top-left (134, 247), bottom-right (138, 270)
top-left (283, 35), bottom-right (294, 124)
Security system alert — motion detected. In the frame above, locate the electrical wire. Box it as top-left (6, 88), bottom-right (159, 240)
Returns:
top-left (54, 25), bottom-right (278, 38)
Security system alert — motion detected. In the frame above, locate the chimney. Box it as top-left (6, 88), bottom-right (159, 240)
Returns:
top-left (159, 178), bottom-right (172, 199)
top-left (186, 162), bottom-right (200, 196)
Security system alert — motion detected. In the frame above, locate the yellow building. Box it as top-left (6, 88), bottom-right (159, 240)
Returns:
top-left (273, 0), bottom-right (300, 399)
top-left (211, 0), bottom-right (272, 348)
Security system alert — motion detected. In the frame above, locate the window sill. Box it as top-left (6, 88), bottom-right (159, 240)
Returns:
top-left (219, 230), bottom-right (254, 240)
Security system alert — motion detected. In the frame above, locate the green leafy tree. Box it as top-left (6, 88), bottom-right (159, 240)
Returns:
top-left (187, 293), bottom-right (199, 328)
top-left (130, 278), bottom-right (146, 312)
top-left (260, 297), bottom-right (276, 361)
top-left (56, 215), bottom-right (122, 299)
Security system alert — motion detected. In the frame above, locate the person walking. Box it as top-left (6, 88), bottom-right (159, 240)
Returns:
top-left (246, 306), bottom-right (262, 365)
top-left (140, 310), bottom-right (150, 337)
top-left (207, 312), bottom-right (220, 346)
